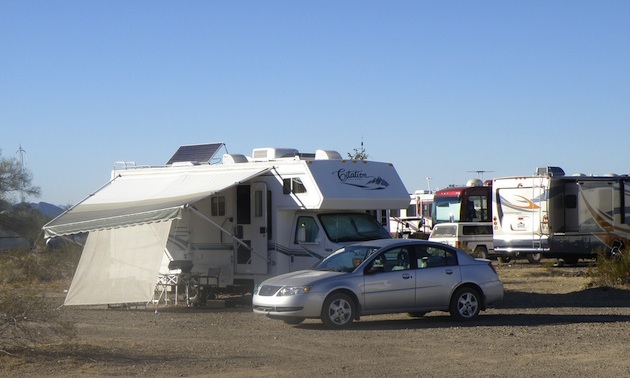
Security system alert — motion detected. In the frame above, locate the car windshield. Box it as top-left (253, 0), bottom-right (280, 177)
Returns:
top-left (313, 245), bottom-right (381, 272)
top-left (318, 213), bottom-right (391, 242)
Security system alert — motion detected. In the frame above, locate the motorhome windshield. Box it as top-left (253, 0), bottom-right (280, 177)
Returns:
top-left (432, 197), bottom-right (462, 225)
top-left (318, 213), bottom-right (391, 243)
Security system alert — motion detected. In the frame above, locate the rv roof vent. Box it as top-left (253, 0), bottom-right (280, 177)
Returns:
top-left (536, 166), bottom-right (565, 176)
top-left (466, 178), bottom-right (483, 187)
top-left (252, 148), bottom-right (299, 161)
top-left (223, 153), bottom-right (249, 164)
top-left (604, 173), bottom-right (619, 177)
top-left (572, 173), bottom-right (587, 177)
top-left (315, 149), bottom-right (342, 160)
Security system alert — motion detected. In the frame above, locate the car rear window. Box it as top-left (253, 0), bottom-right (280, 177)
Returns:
top-left (462, 225), bottom-right (493, 236)
top-left (431, 225), bottom-right (456, 237)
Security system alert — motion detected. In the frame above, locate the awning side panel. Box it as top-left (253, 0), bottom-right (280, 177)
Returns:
top-left (64, 221), bottom-right (172, 306)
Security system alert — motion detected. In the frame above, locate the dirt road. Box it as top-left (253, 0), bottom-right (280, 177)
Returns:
top-left (3, 261), bottom-right (630, 377)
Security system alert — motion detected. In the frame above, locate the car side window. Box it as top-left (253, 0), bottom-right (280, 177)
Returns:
top-left (422, 246), bottom-right (458, 268)
top-left (366, 247), bottom-right (412, 273)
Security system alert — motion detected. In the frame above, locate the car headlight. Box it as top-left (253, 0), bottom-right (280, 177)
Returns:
top-left (277, 285), bottom-right (312, 296)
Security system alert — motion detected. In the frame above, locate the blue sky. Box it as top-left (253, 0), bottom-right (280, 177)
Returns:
top-left (2, 1), bottom-right (629, 206)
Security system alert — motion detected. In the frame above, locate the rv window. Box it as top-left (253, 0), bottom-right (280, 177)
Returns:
top-left (295, 216), bottom-right (319, 243)
top-left (236, 185), bottom-right (251, 224)
top-left (565, 194), bottom-right (577, 209)
top-left (254, 190), bottom-right (263, 217)
top-left (211, 196), bottom-right (226, 216)
top-left (283, 177), bottom-right (307, 194)
top-left (406, 204), bottom-right (417, 217)
top-left (283, 179), bottom-right (291, 194)
top-left (466, 195), bottom-right (490, 222)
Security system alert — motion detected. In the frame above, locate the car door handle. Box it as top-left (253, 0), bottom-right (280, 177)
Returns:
top-left (402, 273), bottom-right (412, 279)
top-left (445, 269), bottom-right (453, 275)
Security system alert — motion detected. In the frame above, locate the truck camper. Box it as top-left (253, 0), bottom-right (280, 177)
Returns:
top-left (492, 167), bottom-right (630, 265)
top-left (389, 190), bottom-right (434, 239)
top-left (43, 143), bottom-right (410, 306)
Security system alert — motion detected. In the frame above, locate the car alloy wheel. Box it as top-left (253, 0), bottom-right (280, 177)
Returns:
top-left (450, 287), bottom-right (480, 321)
top-left (321, 293), bottom-right (354, 329)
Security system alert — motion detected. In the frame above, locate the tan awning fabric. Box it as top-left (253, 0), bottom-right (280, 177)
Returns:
top-left (44, 166), bottom-right (270, 237)
top-left (63, 221), bottom-right (172, 306)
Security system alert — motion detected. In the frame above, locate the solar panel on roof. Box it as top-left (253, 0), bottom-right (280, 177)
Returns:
top-left (166, 143), bottom-right (225, 165)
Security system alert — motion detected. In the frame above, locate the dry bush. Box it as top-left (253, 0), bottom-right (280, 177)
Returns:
top-left (0, 245), bottom-right (80, 353)
top-left (588, 248), bottom-right (630, 287)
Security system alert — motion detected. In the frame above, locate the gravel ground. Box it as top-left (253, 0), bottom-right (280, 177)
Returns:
top-left (3, 260), bottom-right (630, 377)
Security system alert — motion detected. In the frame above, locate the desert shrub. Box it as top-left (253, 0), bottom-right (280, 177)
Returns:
top-left (0, 245), bottom-right (81, 285)
top-left (588, 248), bottom-right (630, 287)
top-left (0, 245), bottom-right (80, 352)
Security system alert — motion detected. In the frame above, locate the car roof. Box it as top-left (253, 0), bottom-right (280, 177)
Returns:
top-left (348, 238), bottom-right (449, 249)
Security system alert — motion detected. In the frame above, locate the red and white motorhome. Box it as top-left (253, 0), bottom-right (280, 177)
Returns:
top-left (431, 179), bottom-right (492, 226)
top-left (492, 167), bottom-right (630, 264)
top-left (429, 179), bottom-right (495, 259)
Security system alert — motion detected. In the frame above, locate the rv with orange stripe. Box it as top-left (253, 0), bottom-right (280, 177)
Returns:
top-left (492, 167), bottom-right (630, 264)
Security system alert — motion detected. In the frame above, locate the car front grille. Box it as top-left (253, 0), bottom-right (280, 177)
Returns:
top-left (258, 285), bottom-right (282, 296)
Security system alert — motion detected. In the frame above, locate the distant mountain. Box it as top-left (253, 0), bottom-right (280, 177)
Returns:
top-left (28, 202), bottom-right (65, 218)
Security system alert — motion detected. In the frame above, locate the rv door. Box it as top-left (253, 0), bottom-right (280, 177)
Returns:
top-left (235, 183), bottom-right (268, 275)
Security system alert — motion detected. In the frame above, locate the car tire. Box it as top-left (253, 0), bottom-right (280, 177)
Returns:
top-left (283, 317), bottom-right (305, 325)
top-left (497, 256), bottom-right (512, 264)
top-left (527, 253), bottom-right (542, 264)
top-left (449, 287), bottom-right (481, 321)
top-left (407, 312), bottom-right (426, 318)
top-left (473, 246), bottom-right (488, 259)
top-left (321, 293), bottom-right (355, 329)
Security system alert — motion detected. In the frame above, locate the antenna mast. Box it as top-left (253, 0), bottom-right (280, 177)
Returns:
top-left (467, 170), bottom-right (493, 181)
top-left (16, 144), bottom-right (27, 171)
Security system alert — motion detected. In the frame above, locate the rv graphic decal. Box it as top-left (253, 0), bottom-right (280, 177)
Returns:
top-left (333, 169), bottom-right (389, 190)
top-left (580, 190), bottom-right (615, 232)
top-left (500, 195), bottom-right (540, 212)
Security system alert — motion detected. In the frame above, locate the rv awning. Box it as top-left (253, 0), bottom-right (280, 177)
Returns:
top-left (44, 166), bottom-right (270, 237)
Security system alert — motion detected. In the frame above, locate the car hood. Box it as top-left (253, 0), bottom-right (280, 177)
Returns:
top-left (261, 270), bottom-right (346, 286)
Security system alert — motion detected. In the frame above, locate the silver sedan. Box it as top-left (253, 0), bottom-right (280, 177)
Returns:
top-left (253, 239), bottom-right (504, 328)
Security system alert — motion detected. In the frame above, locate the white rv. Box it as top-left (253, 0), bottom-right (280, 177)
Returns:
top-left (44, 144), bottom-right (410, 306)
top-left (389, 190), bottom-right (434, 239)
top-left (492, 166), bottom-right (630, 264)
